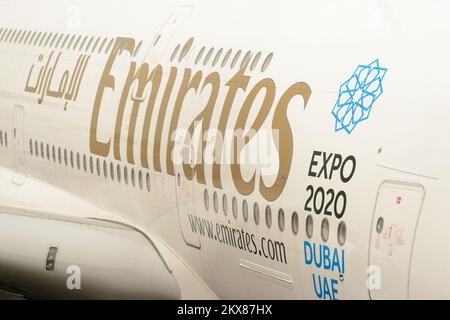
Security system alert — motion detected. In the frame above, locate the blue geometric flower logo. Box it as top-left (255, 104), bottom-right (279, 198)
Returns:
top-left (332, 59), bottom-right (387, 134)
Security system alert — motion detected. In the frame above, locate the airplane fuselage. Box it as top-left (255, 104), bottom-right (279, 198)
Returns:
top-left (0, 0), bottom-right (449, 299)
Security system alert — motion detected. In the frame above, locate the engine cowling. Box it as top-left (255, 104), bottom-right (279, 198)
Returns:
top-left (0, 210), bottom-right (181, 299)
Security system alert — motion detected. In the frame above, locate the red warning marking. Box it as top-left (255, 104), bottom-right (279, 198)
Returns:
top-left (383, 226), bottom-right (393, 240)
top-left (396, 196), bottom-right (402, 205)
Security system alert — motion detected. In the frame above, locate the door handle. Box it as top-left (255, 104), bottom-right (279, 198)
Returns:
top-left (376, 217), bottom-right (384, 234)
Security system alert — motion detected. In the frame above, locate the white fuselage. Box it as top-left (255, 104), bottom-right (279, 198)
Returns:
top-left (0, 0), bottom-right (449, 299)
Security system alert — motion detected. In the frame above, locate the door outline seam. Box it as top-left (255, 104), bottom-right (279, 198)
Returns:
top-left (367, 178), bottom-right (426, 300)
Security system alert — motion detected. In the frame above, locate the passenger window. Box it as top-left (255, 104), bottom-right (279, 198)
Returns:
top-left (213, 191), bottom-right (219, 213)
top-left (306, 215), bottom-right (314, 238)
top-left (91, 37), bottom-right (100, 52)
top-left (204, 189), bottom-right (210, 210)
top-left (72, 35), bottom-right (81, 50)
top-left (124, 166), bottom-right (128, 184)
top-left (116, 164), bottom-right (122, 182)
top-left (221, 49), bottom-right (232, 68)
top-left (89, 156), bottom-right (94, 174)
top-left (337, 221), bottom-right (346, 246)
top-left (222, 194), bottom-right (228, 216)
top-left (265, 205), bottom-right (272, 228)
top-left (76, 152), bottom-right (80, 170)
top-left (146, 173), bottom-right (151, 191)
top-left (131, 168), bottom-right (136, 187)
top-left (231, 50), bottom-right (241, 68)
top-left (83, 154), bottom-right (87, 172)
top-left (242, 200), bottom-right (248, 222)
top-left (110, 162), bottom-right (115, 181)
top-left (321, 218), bottom-right (330, 242)
top-left (70, 150), bottom-right (74, 168)
top-left (232, 197), bottom-right (238, 219)
top-left (253, 203), bottom-right (260, 225)
top-left (98, 38), bottom-right (107, 53)
top-left (138, 170), bottom-right (143, 190)
top-left (44, 33), bottom-right (53, 46)
top-left (212, 48), bottom-right (223, 66)
top-left (240, 51), bottom-right (252, 70)
top-left (170, 44), bottom-right (180, 62)
top-left (64, 149), bottom-right (68, 166)
top-left (67, 35), bottom-right (75, 49)
top-left (58, 147), bottom-right (62, 164)
top-left (103, 160), bottom-right (107, 178)
top-left (96, 158), bottom-right (100, 176)
top-left (39, 32), bottom-right (47, 46)
top-left (261, 53), bottom-right (274, 72)
top-left (195, 47), bottom-right (205, 64)
top-left (59, 34), bottom-right (67, 48)
top-left (292, 212), bottom-right (299, 235)
top-left (203, 48), bottom-right (214, 66)
top-left (79, 36), bottom-right (87, 51)
top-left (278, 209), bottom-right (285, 232)
top-left (85, 37), bottom-right (94, 51)
top-left (250, 52), bottom-right (262, 71)
top-left (105, 38), bottom-right (114, 54)
top-left (55, 34), bottom-right (64, 48)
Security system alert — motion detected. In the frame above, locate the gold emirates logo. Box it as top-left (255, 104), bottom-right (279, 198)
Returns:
top-left (92, 37), bottom-right (312, 202)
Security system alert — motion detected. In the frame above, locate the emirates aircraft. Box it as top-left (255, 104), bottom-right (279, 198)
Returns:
top-left (0, 0), bottom-right (447, 300)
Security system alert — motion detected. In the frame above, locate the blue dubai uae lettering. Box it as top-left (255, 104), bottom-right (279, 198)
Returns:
top-left (304, 241), bottom-right (345, 300)
top-left (332, 59), bottom-right (387, 134)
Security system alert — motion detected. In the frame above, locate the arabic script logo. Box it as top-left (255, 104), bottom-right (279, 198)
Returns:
top-left (332, 59), bottom-right (387, 134)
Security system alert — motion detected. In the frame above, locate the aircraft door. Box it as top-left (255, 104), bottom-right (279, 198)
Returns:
top-left (136, 5), bottom-right (198, 247)
top-left (142, 5), bottom-right (194, 66)
top-left (12, 105), bottom-right (27, 184)
top-left (368, 180), bottom-right (425, 299)
top-left (175, 144), bottom-right (200, 248)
